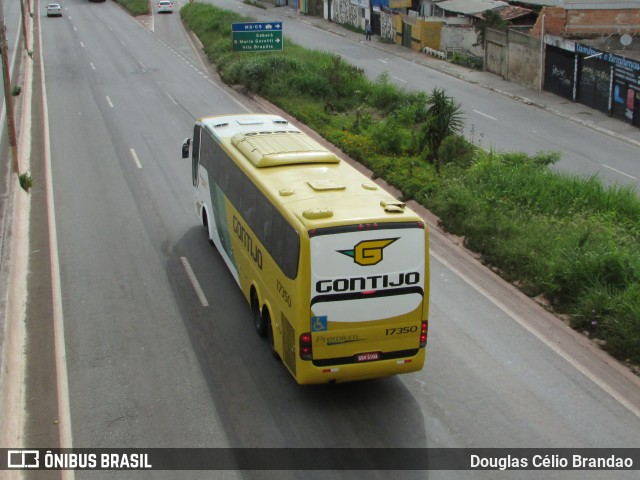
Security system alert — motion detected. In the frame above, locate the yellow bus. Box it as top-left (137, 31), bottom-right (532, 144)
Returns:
top-left (181, 113), bottom-right (429, 384)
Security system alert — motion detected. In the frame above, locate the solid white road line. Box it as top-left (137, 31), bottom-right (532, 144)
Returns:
top-left (180, 257), bottom-right (209, 307)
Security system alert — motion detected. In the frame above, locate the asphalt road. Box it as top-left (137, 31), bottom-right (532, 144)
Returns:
top-left (13, 1), bottom-right (640, 479)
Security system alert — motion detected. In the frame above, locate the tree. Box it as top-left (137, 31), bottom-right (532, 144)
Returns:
top-left (418, 88), bottom-right (464, 174)
top-left (474, 9), bottom-right (510, 48)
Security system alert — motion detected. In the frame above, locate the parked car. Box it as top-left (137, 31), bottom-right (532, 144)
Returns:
top-left (46, 3), bottom-right (62, 17)
top-left (157, 1), bottom-right (174, 13)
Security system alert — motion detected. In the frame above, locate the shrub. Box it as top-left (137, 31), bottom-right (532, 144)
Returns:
top-left (19, 172), bottom-right (33, 192)
top-left (547, 238), bottom-right (639, 306)
top-left (604, 284), bottom-right (640, 361)
top-left (450, 52), bottom-right (484, 70)
top-left (367, 73), bottom-right (407, 112)
top-left (438, 134), bottom-right (476, 167)
top-left (366, 116), bottom-right (412, 156)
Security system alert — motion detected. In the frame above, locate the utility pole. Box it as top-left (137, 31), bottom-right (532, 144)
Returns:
top-left (0, 0), bottom-right (21, 178)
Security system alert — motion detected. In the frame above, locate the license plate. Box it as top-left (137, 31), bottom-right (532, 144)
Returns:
top-left (356, 352), bottom-right (380, 362)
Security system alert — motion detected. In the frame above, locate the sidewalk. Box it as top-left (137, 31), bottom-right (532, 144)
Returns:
top-left (279, 7), bottom-right (640, 149)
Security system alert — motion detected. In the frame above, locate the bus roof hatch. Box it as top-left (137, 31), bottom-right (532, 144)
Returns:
top-left (231, 132), bottom-right (340, 168)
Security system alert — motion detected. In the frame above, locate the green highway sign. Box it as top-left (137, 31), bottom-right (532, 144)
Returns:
top-left (232, 22), bottom-right (283, 52)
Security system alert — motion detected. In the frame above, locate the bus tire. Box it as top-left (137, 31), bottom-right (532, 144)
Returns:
top-left (251, 290), bottom-right (267, 338)
top-left (202, 210), bottom-right (214, 246)
top-left (265, 310), bottom-right (281, 361)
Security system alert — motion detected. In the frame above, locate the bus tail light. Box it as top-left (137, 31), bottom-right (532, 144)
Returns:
top-left (357, 223), bottom-right (379, 230)
top-left (419, 321), bottom-right (428, 347)
top-left (300, 333), bottom-right (313, 360)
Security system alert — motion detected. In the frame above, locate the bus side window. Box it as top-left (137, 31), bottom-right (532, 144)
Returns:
top-left (218, 145), bottom-right (230, 193)
top-left (227, 158), bottom-right (243, 207)
top-left (242, 179), bottom-right (258, 228)
top-left (271, 214), bottom-right (285, 269)
top-left (257, 199), bottom-right (274, 250)
top-left (192, 125), bottom-right (201, 187)
top-left (282, 223), bottom-right (300, 279)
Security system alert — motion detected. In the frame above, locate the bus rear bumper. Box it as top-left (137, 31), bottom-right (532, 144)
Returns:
top-left (296, 349), bottom-right (426, 385)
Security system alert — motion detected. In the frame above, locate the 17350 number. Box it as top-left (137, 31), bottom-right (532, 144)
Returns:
top-left (385, 326), bottom-right (418, 335)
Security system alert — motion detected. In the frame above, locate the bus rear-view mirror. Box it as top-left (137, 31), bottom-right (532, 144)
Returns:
top-left (181, 138), bottom-right (191, 159)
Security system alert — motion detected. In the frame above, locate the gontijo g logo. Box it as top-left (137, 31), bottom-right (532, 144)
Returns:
top-left (338, 238), bottom-right (398, 266)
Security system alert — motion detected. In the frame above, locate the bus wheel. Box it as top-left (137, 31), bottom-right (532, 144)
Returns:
top-left (265, 310), bottom-right (281, 361)
top-left (251, 291), bottom-right (267, 338)
top-left (202, 211), bottom-right (214, 246)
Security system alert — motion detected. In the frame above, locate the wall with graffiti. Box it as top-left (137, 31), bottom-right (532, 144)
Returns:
top-left (331, 0), bottom-right (360, 29)
top-left (380, 10), bottom-right (395, 42)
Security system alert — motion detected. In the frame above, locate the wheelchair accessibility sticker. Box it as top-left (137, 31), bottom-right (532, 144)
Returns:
top-left (311, 316), bottom-right (328, 332)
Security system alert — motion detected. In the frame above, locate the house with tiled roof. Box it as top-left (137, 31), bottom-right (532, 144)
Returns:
top-left (430, 0), bottom-right (537, 25)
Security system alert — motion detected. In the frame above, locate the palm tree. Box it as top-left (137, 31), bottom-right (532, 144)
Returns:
top-left (418, 88), bottom-right (464, 174)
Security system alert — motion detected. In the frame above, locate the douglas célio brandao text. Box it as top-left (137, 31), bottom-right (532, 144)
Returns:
top-left (470, 454), bottom-right (634, 470)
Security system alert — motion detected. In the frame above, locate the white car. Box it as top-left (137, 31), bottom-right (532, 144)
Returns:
top-left (157, 1), bottom-right (174, 13)
top-left (46, 3), bottom-right (62, 17)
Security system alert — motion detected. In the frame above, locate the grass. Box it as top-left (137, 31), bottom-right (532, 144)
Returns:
top-left (426, 153), bottom-right (640, 362)
top-left (177, 3), bottom-right (640, 365)
top-left (113, 0), bottom-right (149, 16)
top-left (449, 52), bottom-right (483, 70)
